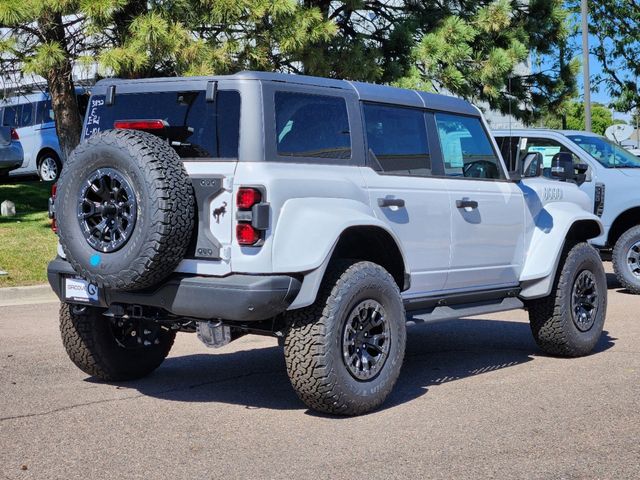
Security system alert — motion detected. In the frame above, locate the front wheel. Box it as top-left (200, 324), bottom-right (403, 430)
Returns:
top-left (59, 303), bottom-right (176, 381)
top-left (527, 242), bottom-right (607, 357)
top-left (284, 260), bottom-right (406, 416)
top-left (612, 225), bottom-right (640, 293)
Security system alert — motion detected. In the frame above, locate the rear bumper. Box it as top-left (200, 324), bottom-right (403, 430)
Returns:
top-left (0, 145), bottom-right (23, 172)
top-left (47, 257), bottom-right (301, 322)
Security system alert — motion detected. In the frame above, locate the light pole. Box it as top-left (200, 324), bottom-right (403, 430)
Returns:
top-left (581, 0), bottom-right (592, 132)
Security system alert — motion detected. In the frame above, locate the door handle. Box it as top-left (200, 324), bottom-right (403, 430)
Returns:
top-left (378, 198), bottom-right (405, 208)
top-left (456, 199), bottom-right (478, 209)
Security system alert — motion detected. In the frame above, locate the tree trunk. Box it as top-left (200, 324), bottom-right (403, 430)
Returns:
top-left (40, 11), bottom-right (82, 159)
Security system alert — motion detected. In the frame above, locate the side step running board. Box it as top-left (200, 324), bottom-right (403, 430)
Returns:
top-left (407, 297), bottom-right (524, 324)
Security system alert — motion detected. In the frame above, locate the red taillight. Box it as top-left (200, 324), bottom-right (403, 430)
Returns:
top-left (49, 183), bottom-right (58, 233)
top-left (113, 119), bottom-right (166, 130)
top-left (236, 223), bottom-right (260, 245)
top-left (10, 128), bottom-right (19, 140)
top-left (236, 188), bottom-right (262, 210)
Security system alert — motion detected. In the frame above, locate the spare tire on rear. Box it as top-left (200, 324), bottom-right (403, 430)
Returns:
top-left (55, 129), bottom-right (195, 290)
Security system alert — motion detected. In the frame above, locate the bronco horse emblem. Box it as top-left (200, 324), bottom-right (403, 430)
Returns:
top-left (213, 201), bottom-right (227, 223)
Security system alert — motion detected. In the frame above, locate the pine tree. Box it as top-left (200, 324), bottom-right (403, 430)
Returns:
top-left (0, 0), bottom-right (120, 156)
top-left (301, 0), bottom-right (575, 122)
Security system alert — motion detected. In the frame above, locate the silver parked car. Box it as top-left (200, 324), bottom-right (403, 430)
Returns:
top-left (0, 126), bottom-right (24, 177)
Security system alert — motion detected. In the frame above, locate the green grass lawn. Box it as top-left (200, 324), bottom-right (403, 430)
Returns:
top-left (0, 181), bottom-right (57, 287)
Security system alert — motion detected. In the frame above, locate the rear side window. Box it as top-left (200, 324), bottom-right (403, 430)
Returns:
top-left (37, 101), bottom-right (55, 124)
top-left (275, 92), bottom-right (351, 159)
top-left (2, 105), bottom-right (18, 127)
top-left (435, 113), bottom-right (504, 179)
top-left (19, 103), bottom-right (33, 127)
top-left (363, 103), bottom-right (430, 176)
top-left (84, 90), bottom-right (241, 159)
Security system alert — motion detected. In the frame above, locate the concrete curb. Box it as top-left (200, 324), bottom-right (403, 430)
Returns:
top-left (0, 284), bottom-right (57, 307)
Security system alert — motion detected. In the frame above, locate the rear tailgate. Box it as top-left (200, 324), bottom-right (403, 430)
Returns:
top-left (83, 84), bottom-right (241, 272)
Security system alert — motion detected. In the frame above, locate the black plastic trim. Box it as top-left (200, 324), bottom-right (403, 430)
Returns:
top-left (404, 287), bottom-right (521, 314)
top-left (190, 175), bottom-right (224, 259)
top-left (48, 257), bottom-right (301, 322)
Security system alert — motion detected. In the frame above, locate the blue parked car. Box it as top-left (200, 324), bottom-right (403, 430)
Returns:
top-left (0, 89), bottom-right (88, 181)
top-left (0, 126), bottom-right (24, 177)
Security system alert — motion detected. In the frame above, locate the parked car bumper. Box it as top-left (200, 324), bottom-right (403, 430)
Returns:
top-left (47, 257), bottom-right (302, 321)
top-left (0, 143), bottom-right (24, 174)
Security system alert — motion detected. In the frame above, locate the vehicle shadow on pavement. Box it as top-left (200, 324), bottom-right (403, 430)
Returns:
top-left (381, 319), bottom-right (615, 414)
top-left (116, 318), bottom-right (615, 414)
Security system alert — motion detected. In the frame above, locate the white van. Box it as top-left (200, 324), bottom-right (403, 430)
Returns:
top-left (0, 90), bottom-right (88, 181)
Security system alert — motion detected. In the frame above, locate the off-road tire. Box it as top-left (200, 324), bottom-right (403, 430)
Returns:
top-left (284, 260), bottom-right (406, 416)
top-left (55, 129), bottom-right (194, 290)
top-left (59, 303), bottom-right (175, 381)
top-left (612, 225), bottom-right (640, 294)
top-left (527, 242), bottom-right (606, 357)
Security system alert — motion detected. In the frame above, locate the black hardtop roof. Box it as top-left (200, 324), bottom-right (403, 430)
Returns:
top-left (93, 71), bottom-right (479, 116)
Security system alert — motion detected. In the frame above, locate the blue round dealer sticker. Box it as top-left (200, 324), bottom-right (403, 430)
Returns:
top-left (90, 254), bottom-right (101, 267)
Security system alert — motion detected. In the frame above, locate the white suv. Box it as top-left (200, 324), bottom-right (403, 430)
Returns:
top-left (48, 72), bottom-right (607, 415)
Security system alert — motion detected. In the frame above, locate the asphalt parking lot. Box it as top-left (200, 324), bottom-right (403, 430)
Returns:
top-left (1, 265), bottom-right (639, 480)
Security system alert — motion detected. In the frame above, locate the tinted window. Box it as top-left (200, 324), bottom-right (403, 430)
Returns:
top-left (19, 103), bottom-right (33, 127)
top-left (275, 92), bottom-right (350, 159)
top-left (517, 137), bottom-right (584, 178)
top-left (435, 113), bottom-right (504, 179)
top-left (2, 105), bottom-right (18, 127)
top-left (363, 103), bottom-right (430, 175)
top-left (37, 101), bottom-right (55, 124)
top-left (83, 90), bottom-right (241, 159)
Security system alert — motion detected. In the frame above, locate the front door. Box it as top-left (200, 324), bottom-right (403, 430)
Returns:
top-left (434, 112), bottom-right (525, 291)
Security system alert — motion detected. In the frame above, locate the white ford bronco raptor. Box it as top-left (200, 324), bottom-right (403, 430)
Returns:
top-left (48, 72), bottom-right (607, 415)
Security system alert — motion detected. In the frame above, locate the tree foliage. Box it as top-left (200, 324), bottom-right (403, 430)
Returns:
top-left (302, 0), bottom-right (576, 123)
top-left (543, 101), bottom-right (619, 135)
top-left (0, 0), bottom-right (578, 153)
top-left (579, 0), bottom-right (640, 113)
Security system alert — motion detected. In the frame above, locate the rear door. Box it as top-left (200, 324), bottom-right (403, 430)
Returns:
top-left (360, 103), bottom-right (451, 295)
top-left (435, 113), bottom-right (525, 291)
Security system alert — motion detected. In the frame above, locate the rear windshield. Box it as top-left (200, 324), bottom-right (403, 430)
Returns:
top-left (84, 90), bottom-right (240, 159)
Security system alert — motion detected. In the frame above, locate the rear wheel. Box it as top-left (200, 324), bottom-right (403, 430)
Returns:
top-left (59, 302), bottom-right (176, 381)
top-left (612, 225), bottom-right (640, 293)
top-left (284, 260), bottom-right (406, 415)
top-left (527, 242), bottom-right (606, 357)
top-left (37, 151), bottom-right (61, 182)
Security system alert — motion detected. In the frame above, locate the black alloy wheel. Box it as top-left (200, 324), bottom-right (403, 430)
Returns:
top-left (78, 168), bottom-right (137, 253)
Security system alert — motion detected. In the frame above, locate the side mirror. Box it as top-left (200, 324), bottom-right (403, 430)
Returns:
top-left (521, 152), bottom-right (544, 178)
top-left (550, 152), bottom-right (576, 182)
top-left (574, 162), bottom-right (588, 185)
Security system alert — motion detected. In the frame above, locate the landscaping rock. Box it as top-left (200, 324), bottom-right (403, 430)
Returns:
top-left (1, 200), bottom-right (16, 216)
